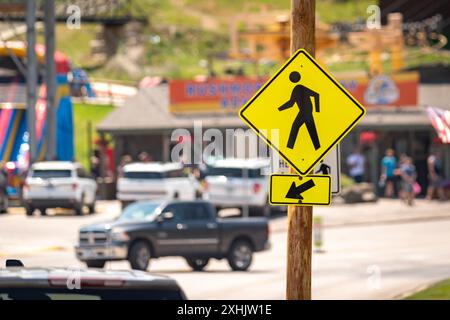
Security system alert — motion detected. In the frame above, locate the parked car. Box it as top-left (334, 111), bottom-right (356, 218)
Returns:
top-left (202, 158), bottom-right (277, 216)
top-left (0, 260), bottom-right (186, 300)
top-left (116, 162), bottom-right (200, 208)
top-left (76, 200), bottom-right (270, 271)
top-left (22, 161), bottom-right (97, 216)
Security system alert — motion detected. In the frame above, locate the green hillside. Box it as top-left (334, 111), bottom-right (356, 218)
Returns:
top-left (50, 0), bottom-right (374, 81)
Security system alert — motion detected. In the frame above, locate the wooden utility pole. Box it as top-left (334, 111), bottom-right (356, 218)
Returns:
top-left (286, 0), bottom-right (315, 300)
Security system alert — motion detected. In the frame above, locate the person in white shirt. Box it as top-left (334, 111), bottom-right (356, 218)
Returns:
top-left (346, 147), bottom-right (365, 183)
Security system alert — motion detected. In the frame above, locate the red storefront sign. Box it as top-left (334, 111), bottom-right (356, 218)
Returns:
top-left (168, 72), bottom-right (418, 113)
top-left (339, 72), bottom-right (418, 107)
top-left (169, 77), bottom-right (267, 113)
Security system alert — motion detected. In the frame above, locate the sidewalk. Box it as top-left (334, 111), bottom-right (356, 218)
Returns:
top-left (271, 199), bottom-right (450, 232)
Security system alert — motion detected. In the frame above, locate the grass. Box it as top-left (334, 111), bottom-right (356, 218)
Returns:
top-left (72, 103), bottom-right (114, 169)
top-left (36, 24), bottom-right (98, 68)
top-left (185, 0), bottom-right (290, 15)
top-left (185, 0), bottom-right (373, 23)
top-left (316, 0), bottom-right (373, 23)
top-left (406, 279), bottom-right (450, 300)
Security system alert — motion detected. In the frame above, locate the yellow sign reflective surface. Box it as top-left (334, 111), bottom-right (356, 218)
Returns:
top-left (239, 49), bottom-right (366, 176)
top-left (269, 174), bottom-right (331, 206)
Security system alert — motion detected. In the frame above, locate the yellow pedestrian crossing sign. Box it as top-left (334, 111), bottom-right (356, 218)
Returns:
top-left (269, 174), bottom-right (331, 206)
top-left (239, 49), bottom-right (366, 176)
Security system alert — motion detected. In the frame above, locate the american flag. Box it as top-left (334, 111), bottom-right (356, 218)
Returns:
top-left (426, 106), bottom-right (450, 144)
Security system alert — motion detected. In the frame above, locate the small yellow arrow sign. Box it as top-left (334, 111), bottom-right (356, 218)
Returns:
top-left (269, 174), bottom-right (331, 206)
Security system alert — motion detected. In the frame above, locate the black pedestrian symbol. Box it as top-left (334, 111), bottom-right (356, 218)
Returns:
top-left (286, 179), bottom-right (316, 203)
top-left (278, 71), bottom-right (321, 150)
top-left (316, 161), bottom-right (330, 175)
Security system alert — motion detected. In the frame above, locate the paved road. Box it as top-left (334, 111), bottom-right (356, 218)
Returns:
top-left (1, 200), bottom-right (450, 299)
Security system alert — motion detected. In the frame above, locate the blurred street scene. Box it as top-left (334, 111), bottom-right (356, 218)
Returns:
top-left (0, 0), bottom-right (450, 300)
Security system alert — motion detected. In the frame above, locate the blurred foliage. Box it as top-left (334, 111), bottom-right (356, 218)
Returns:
top-left (145, 28), bottom-right (229, 78)
top-left (73, 103), bottom-right (114, 169)
top-left (184, 0), bottom-right (373, 23)
top-left (33, 0), bottom-right (450, 81)
top-left (37, 24), bottom-right (97, 68)
top-left (326, 47), bottom-right (450, 74)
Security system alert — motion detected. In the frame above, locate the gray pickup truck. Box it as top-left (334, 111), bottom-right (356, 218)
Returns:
top-left (76, 200), bottom-right (270, 271)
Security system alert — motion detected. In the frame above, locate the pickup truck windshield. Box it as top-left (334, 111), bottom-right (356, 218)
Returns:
top-left (119, 202), bottom-right (160, 221)
top-left (123, 171), bottom-right (163, 179)
top-left (31, 170), bottom-right (72, 179)
top-left (206, 167), bottom-right (263, 178)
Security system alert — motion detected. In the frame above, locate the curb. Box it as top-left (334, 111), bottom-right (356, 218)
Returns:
top-left (270, 214), bottom-right (450, 233)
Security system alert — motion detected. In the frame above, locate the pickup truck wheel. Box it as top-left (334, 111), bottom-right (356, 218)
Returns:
top-left (85, 260), bottom-right (106, 268)
top-left (227, 240), bottom-right (253, 271)
top-left (185, 258), bottom-right (210, 271)
top-left (128, 241), bottom-right (151, 271)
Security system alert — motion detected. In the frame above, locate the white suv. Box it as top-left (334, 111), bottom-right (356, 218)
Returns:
top-left (117, 162), bottom-right (200, 207)
top-left (202, 158), bottom-right (274, 216)
top-left (23, 161), bottom-right (97, 216)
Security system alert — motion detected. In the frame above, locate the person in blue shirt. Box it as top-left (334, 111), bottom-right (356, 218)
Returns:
top-left (399, 156), bottom-right (417, 206)
top-left (380, 148), bottom-right (397, 198)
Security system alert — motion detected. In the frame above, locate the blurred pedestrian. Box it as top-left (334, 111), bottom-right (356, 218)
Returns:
top-left (90, 156), bottom-right (100, 179)
top-left (426, 149), bottom-right (446, 201)
top-left (399, 156), bottom-right (417, 206)
top-left (138, 151), bottom-right (151, 163)
top-left (346, 147), bottom-right (365, 183)
top-left (380, 148), bottom-right (397, 198)
top-left (117, 154), bottom-right (133, 178)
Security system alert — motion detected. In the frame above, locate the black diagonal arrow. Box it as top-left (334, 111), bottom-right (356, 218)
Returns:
top-left (286, 179), bottom-right (316, 203)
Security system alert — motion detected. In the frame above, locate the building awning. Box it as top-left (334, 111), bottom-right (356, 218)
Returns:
top-left (357, 107), bottom-right (432, 130)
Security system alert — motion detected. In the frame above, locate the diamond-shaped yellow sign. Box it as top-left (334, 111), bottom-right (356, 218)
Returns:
top-left (239, 49), bottom-right (366, 176)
